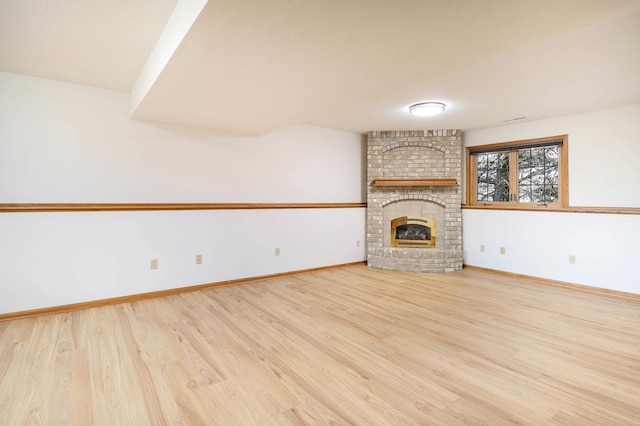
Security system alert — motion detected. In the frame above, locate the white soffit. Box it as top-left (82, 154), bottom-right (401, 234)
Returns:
top-left (130, 0), bottom-right (208, 115)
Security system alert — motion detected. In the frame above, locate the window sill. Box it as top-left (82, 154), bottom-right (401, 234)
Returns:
top-left (462, 204), bottom-right (640, 215)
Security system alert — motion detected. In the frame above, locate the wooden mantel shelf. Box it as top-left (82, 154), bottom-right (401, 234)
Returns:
top-left (372, 178), bottom-right (458, 187)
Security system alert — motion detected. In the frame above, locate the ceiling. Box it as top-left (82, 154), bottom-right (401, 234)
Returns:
top-left (1, 0), bottom-right (639, 135)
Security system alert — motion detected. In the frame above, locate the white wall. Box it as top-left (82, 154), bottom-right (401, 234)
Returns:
top-left (463, 104), bottom-right (640, 294)
top-left (0, 72), bottom-right (366, 314)
top-left (0, 72), bottom-right (364, 203)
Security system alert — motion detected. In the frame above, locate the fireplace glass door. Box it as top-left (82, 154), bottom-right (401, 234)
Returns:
top-left (391, 216), bottom-right (436, 248)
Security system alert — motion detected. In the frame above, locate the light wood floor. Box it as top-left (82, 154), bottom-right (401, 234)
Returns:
top-left (1, 265), bottom-right (639, 425)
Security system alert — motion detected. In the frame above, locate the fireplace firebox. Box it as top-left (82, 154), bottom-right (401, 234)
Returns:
top-left (391, 216), bottom-right (435, 248)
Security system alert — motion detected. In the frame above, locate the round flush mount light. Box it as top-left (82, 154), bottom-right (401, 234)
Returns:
top-left (409, 102), bottom-right (446, 117)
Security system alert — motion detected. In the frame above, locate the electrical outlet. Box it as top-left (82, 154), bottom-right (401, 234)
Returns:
top-left (569, 255), bottom-right (576, 264)
top-left (275, 247), bottom-right (280, 256)
top-left (356, 240), bottom-right (361, 247)
top-left (500, 247), bottom-right (506, 255)
top-left (150, 259), bottom-right (158, 270)
top-left (480, 244), bottom-right (485, 252)
top-left (195, 254), bottom-right (202, 264)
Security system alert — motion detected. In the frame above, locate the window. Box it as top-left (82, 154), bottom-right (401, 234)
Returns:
top-left (466, 135), bottom-right (568, 209)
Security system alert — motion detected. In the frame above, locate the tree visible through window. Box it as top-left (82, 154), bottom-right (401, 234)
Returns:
top-left (467, 135), bottom-right (567, 208)
top-left (518, 146), bottom-right (558, 203)
top-left (476, 152), bottom-right (510, 202)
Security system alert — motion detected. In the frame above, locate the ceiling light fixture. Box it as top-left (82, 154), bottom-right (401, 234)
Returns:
top-left (409, 102), bottom-right (446, 117)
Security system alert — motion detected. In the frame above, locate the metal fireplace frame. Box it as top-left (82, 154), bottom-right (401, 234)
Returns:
top-left (390, 216), bottom-right (436, 248)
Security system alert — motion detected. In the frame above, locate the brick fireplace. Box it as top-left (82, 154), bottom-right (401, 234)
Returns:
top-left (367, 130), bottom-right (463, 272)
